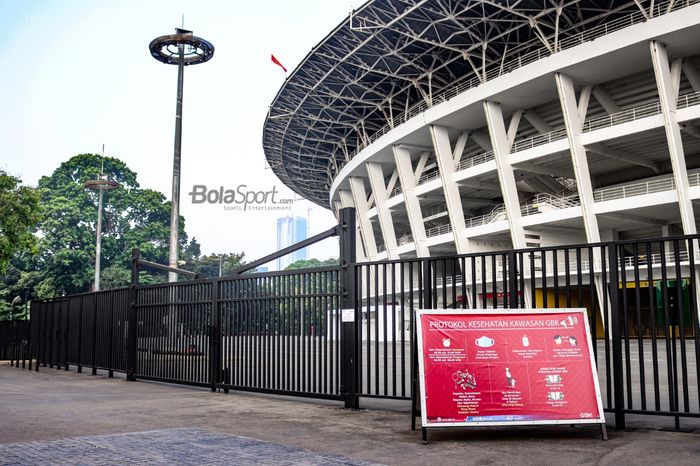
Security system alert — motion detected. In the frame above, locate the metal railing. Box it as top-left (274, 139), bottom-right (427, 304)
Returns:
top-left (422, 207), bottom-right (449, 222)
top-left (425, 223), bottom-right (452, 238)
top-left (417, 169), bottom-right (440, 185)
top-left (678, 91), bottom-right (700, 110)
top-left (464, 205), bottom-right (507, 229)
top-left (450, 91), bottom-right (700, 175)
top-left (689, 172), bottom-right (700, 187)
top-left (521, 193), bottom-right (581, 217)
top-left (511, 128), bottom-right (569, 153)
top-left (594, 176), bottom-right (676, 202)
top-left (397, 234), bottom-right (414, 246)
top-left (455, 150), bottom-right (495, 172)
top-left (582, 100), bottom-right (663, 133)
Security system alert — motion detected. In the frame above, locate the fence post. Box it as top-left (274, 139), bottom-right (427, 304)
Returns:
top-left (607, 243), bottom-right (626, 429)
top-left (77, 297), bottom-right (83, 373)
top-left (209, 278), bottom-right (221, 392)
top-left (63, 299), bottom-right (70, 371)
top-left (127, 248), bottom-right (140, 382)
top-left (508, 250), bottom-right (519, 309)
top-left (339, 207), bottom-right (358, 409)
top-left (91, 294), bottom-right (98, 376)
top-left (412, 258), bottom-right (432, 430)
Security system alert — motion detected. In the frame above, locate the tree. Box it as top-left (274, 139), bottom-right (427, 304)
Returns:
top-left (0, 171), bottom-right (40, 273)
top-left (285, 257), bottom-right (339, 270)
top-left (30, 153), bottom-right (200, 297)
top-left (187, 252), bottom-right (247, 278)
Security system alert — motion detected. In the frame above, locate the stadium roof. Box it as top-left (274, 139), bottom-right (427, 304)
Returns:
top-left (262, 0), bottom-right (670, 207)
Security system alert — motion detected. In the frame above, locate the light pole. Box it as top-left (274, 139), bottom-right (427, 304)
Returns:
top-left (149, 28), bottom-right (214, 282)
top-left (84, 162), bottom-right (119, 291)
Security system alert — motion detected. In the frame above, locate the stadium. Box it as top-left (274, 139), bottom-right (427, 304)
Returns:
top-left (264, 0), bottom-right (700, 263)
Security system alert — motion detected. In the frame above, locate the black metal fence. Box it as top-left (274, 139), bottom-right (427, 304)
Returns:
top-left (28, 288), bottom-right (130, 376)
top-left (7, 209), bottom-right (700, 429)
top-left (0, 320), bottom-right (30, 360)
top-left (353, 236), bottom-right (700, 428)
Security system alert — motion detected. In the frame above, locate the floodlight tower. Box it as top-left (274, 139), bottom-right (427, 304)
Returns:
top-left (84, 154), bottom-right (119, 291)
top-left (149, 28), bottom-right (214, 282)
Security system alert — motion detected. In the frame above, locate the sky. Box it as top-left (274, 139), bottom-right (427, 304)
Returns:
top-left (0, 0), bottom-right (357, 269)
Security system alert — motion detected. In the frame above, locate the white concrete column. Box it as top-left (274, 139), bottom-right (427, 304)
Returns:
top-left (429, 125), bottom-right (471, 254)
top-left (483, 101), bottom-right (527, 249)
top-left (348, 177), bottom-right (379, 261)
top-left (338, 189), bottom-right (367, 263)
top-left (651, 41), bottom-right (700, 326)
top-left (366, 162), bottom-right (399, 259)
top-left (392, 145), bottom-right (430, 257)
top-left (650, 41), bottom-right (696, 236)
top-left (555, 73), bottom-right (601, 244)
top-left (556, 73), bottom-right (608, 331)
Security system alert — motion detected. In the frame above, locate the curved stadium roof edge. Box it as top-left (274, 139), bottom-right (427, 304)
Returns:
top-left (262, 0), bottom-right (691, 208)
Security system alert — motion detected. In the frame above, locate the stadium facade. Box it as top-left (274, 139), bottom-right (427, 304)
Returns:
top-left (263, 0), bottom-right (700, 265)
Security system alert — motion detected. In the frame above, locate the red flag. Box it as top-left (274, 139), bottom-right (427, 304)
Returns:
top-left (271, 54), bottom-right (287, 73)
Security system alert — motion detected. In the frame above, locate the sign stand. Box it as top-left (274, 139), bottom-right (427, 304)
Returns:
top-left (413, 309), bottom-right (608, 444)
top-left (410, 337), bottom-right (428, 443)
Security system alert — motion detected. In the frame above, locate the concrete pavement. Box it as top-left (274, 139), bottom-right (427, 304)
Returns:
top-left (0, 364), bottom-right (699, 465)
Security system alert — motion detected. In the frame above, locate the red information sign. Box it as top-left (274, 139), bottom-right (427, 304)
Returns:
top-left (416, 309), bottom-right (605, 428)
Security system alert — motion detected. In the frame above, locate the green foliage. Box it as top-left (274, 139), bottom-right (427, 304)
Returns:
top-left (0, 153), bottom-right (224, 313)
top-left (0, 259), bottom-right (36, 320)
top-left (0, 171), bottom-right (41, 273)
top-left (186, 252), bottom-right (247, 278)
top-left (31, 153), bottom-right (203, 295)
top-left (284, 257), bottom-right (339, 270)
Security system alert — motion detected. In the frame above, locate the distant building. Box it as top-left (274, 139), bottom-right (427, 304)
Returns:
top-left (276, 215), bottom-right (308, 270)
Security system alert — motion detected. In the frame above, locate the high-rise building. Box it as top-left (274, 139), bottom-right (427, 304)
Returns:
top-left (276, 215), bottom-right (308, 270)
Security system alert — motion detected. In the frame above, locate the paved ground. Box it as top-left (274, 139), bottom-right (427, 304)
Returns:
top-left (1, 364), bottom-right (699, 465)
top-left (0, 428), bottom-right (378, 466)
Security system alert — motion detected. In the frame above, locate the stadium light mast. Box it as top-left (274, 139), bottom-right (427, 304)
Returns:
top-left (149, 28), bottom-right (214, 282)
top-left (84, 148), bottom-right (119, 291)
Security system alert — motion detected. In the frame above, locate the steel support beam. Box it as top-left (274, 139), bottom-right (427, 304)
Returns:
top-left (393, 145), bottom-right (430, 257)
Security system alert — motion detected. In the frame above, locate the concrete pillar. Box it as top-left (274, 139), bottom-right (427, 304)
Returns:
top-left (348, 177), bottom-right (379, 261)
top-left (366, 162), bottom-right (399, 259)
top-left (392, 145), bottom-right (430, 257)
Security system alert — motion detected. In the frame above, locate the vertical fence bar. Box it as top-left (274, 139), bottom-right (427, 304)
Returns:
top-left (210, 279), bottom-right (220, 392)
top-left (127, 248), bottom-right (139, 381)
top-left (76, 297), bottom-right (83, 373)
top-left (508, 250), bottom-right (518, 309)
top-left (608, 242), bottom-right (625, 429)
top-left (91, 295), bottom-right (98, 376)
